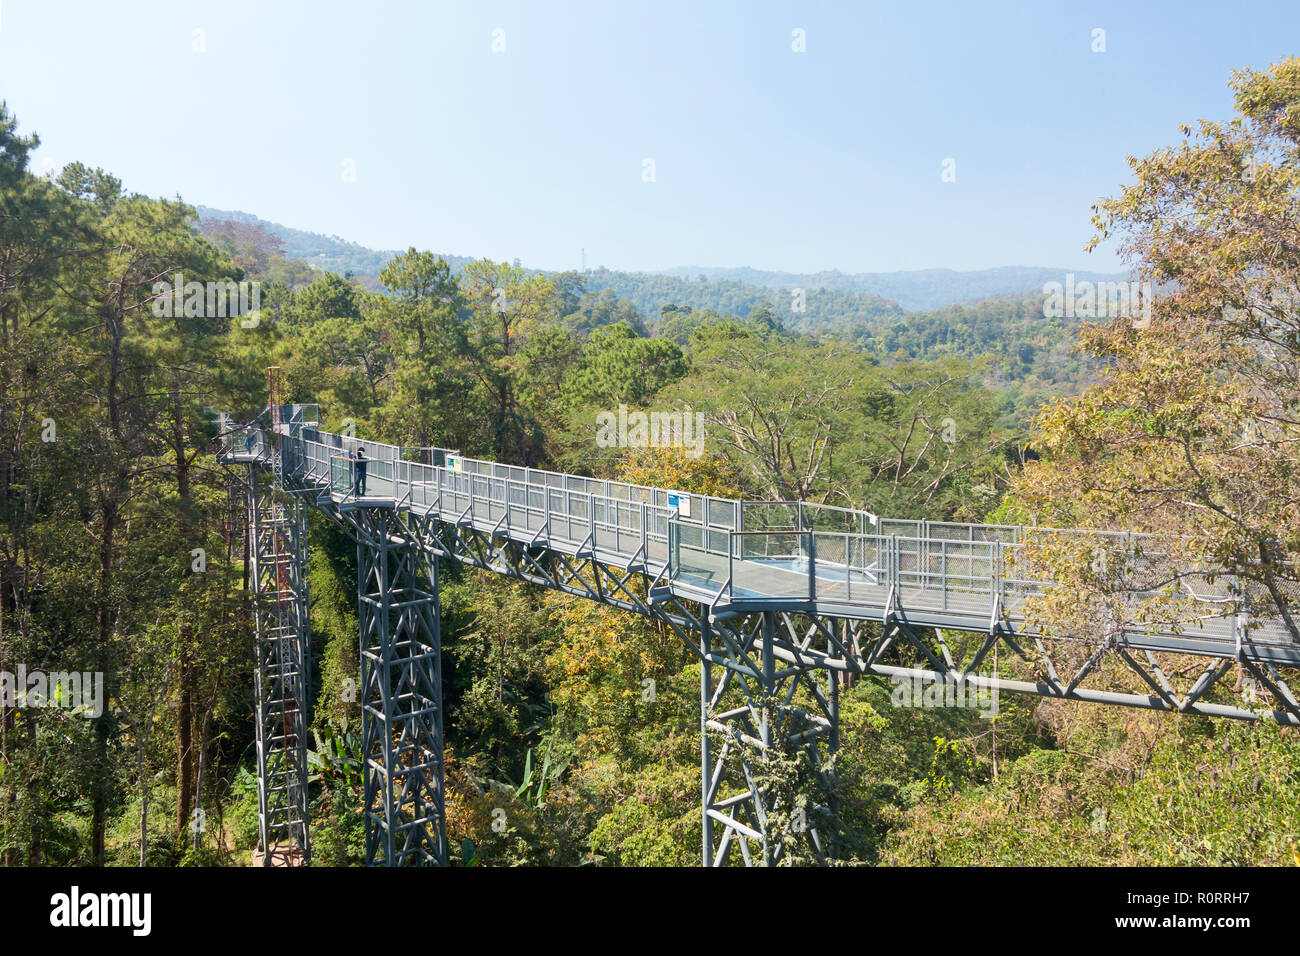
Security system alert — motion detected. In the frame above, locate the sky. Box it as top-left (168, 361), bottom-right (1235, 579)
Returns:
top-left (0, 0), bottom-right (1295, 275)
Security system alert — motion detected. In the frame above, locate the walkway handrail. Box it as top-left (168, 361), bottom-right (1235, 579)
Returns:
top-left (229, 417), bottom-right (1296, 656)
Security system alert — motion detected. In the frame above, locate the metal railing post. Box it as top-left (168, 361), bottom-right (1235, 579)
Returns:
top-left (993, 540), bottom-right (1002, 614)
top-left (845, 532), bottom-right (852, 602)
top-left (640, 501), bottom-right (648, 557)
top-left (668, 521), bottom-right (677, 578)
top-left (808, 531), bottom-right (816, 602)
top-left (891, 534), bottom-right (898, 592)
top-left (728, 531), bottom-right (735, 601)
top-left (942, 539), bottom-right (948, 611)
top-left (921, 520), bottom-right (930, 590)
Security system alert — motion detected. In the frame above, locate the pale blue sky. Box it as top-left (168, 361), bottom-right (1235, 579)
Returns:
top-left (1, 1), bottom-right (1294, 273)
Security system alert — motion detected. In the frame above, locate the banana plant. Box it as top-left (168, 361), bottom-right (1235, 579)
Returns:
top-left (306, 717), bottom-right (362, 789)
top-left (513, 736), bottom-right (568, 809)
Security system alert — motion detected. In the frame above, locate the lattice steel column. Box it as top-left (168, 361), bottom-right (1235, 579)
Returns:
top-left (248, 464), bottom-right (312, 864)
top-left (353, 506), bottom-right (447, 866)
top-left (701, 610), bottom-right (839, 866)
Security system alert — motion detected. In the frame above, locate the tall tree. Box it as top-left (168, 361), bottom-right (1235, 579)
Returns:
top-left (1009, 57), bottom-right (1300, 646)
top-left (458, 259), bottom-right (561, 463)
top-left (374, 249), bottom-right (467, 449)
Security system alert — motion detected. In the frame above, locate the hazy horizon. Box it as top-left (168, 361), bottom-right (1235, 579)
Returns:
top-left (196, 203), bottom-right (1131, 283)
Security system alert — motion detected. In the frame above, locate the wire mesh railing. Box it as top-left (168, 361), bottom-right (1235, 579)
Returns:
top-left (664, 523), bottom-right (1295, 650)
top-left (230, 421), bottom-right (1295, 652)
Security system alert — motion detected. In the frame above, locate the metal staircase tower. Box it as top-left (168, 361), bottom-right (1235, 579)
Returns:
top-left (247, 463), bottom-right (312, 864)
top-left (219, 370), bottom-right (314, 866)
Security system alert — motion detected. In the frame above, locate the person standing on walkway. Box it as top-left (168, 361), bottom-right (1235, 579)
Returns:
top-left (354, 446), bottom-right (368, 496)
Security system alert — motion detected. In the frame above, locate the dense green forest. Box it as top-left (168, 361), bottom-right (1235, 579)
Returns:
top-left (1, 58), bottom-right (1298, 867)
top-left (196, 215), bottom-right (1099, 431)
top-left (658, 264), bottom-right (1126, 311)
top-left (549, 266), bottom-right (911, 336)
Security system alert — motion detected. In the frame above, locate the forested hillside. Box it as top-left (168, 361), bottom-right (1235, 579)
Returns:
top-left (567, 266), bottom-right (910, 334)
top-left (661, 265), bottom-right (1127, 311)
top-left (196, 205), bottom-right (477, 280)
top-left (194, 206), bottom-right (1101, 358)
top-left (194, 211), bottom-right (1100, 427)
top-left (1, 57), bottom-right (1298, 867)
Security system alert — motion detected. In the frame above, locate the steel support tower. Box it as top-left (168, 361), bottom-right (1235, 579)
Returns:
top-left (346, 505), bottom-right (447, 866)
top-left (701, 612), bottom-right (839, 866)
top-left (247, 462), bottom-right (312, 864)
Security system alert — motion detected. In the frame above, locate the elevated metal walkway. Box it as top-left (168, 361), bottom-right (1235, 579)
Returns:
top-left (219, 397), bottom-right (1300, 867)
top-left (271, 419), bottom-right (1296, 667)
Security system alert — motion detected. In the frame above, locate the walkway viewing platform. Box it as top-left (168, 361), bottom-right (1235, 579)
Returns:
top-left (218, 410), bottom-right (1299, 669)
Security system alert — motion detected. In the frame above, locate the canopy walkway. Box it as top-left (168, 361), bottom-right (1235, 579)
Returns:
top-left (218, 393), bottom-right (1300, 867)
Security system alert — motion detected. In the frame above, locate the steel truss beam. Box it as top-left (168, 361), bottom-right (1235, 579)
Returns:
top-left (408, 519), bottom-right (707, 642)
top-left (247, 463), bottom-right (312, 864)
top-left (788, 589), bottom-right (1300, 728)
top-left (347, 505), bottom-right (447, 866)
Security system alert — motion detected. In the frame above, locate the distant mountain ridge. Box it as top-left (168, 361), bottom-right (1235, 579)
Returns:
top-left (195, 205), bottom-right (1119, 315)
top-left (195, 205), bottom-right (476, 277)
